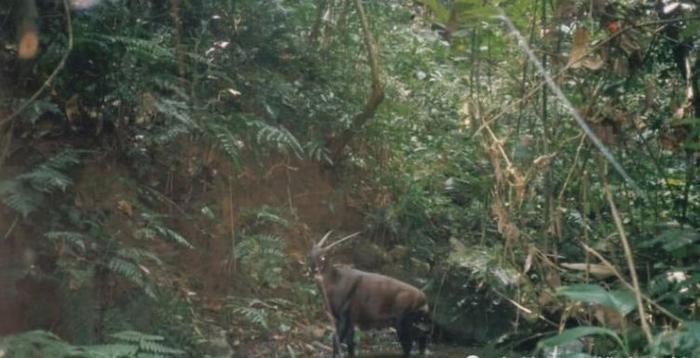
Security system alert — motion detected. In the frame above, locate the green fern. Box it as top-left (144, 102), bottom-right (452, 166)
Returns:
top-left (44, 231), bottom-right (88, 252)
top-left (79, 330), bottom-right (184, 357)
top-left (22, 97), bottom-right (62, 125)
top-left (235, 305), bottom-right (270, 330)
top-left (225, 297), bottom-right (294, 334)
top-left (138, 340), bottom-right (184, 355)
top-left (242, 205), bottom-right (290, 228)
top-left (138, 213), bottom-right (194, 248)
top-left (152, 77), bottom-right (190, 101)
top-left (206, 122), bottom-right (243, 166)
top-left (0, 181), bottom-right (43, 217)
top-left (117, 248), bottom-right (163, 266)
top-left (235, 234), bottom-right (286, 288)
top-left (79, 343), bottom-right (138, 357)
top-left (0, 330), bottom-right (183, 357)
top-left (153, 98), bottom-right (197, 129)
top-left (249, 120), bottom-right (304, 158)
top-left (0, 330), bottom-right (78, 357)
top-left (306, 140), bottom-right (333, 165)
top-left (108, 257), bottom-right (145, 285)
top-left (86, 34), bottom-right (175, 63)
top-left (0, 149), bottom-right (86, 217)
top-left (110, 331), bottom-right (165, 343)
top-left (229, 300), bottom-right (270, 330)
top-left (235, 234), bottom-right (285, 260)
top-left (151, 225), bottom-right (193, 248)
top-left (108, 256), bottom-right (157, 298)
top-left (18, 167), bottom-right (73, 192)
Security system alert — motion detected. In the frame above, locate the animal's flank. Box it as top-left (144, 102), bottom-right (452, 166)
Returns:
top-left (309, 232), bottom-right (431, 357)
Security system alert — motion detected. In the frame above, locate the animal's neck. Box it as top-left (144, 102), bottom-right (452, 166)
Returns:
top-left (316, 265), bottom-right (338, 289)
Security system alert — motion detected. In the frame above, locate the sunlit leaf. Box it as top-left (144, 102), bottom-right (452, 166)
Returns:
top-left (556, 284), bottom-right (636, 316)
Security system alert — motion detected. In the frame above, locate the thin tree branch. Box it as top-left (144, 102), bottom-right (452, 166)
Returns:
top-left (492, 288), bottom-right (558, 327)
top-left (603, 182), bottom-right (653, 344)
top-left (557, 134), bottom-right (587, 203)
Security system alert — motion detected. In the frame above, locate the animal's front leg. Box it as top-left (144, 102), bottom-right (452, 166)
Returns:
top-left (332, 331), bottom-right (341, 358)
top-left (412, 313), bottom-right (430, 355)
top-left (417, 332), bottom-right (427, 355)
top-left (396, 316), bottom-right (414, 357)
top-left (343, 321), bottom-right (355, 357)
top-left (336, 311), bottom-right (355, 357)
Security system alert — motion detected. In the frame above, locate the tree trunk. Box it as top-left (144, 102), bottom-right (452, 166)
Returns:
top-left (328, 0), bottom-right (384, 164)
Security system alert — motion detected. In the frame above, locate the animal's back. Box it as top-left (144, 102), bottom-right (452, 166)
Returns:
top-left (337, 267), bottom-right (427, 330)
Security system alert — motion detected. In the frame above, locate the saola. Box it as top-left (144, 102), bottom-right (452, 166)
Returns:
top-left (309, 231), bottom-right (430, 357)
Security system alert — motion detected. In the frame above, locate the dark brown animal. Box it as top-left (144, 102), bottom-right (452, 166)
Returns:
top-left (310, 232), bottom-right (430, 357)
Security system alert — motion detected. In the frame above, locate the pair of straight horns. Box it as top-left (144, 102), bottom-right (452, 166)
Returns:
top-left (316, 231), bottom-right (361, 251)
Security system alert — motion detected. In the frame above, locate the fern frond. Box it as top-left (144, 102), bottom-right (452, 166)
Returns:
top-left (207, 122), bottom-right (242, 166)
top-left (152, 77), bottom-right (190, 100)
top-left (110, 330), bottom-right (164, 343)
top-left (0, 181), bottom-right (43, 217)
top-left (250, 120), bottom-right (304, 158)
top-left (90, 34), bottom-right (175, 63)
top-left (151, 124), bottom-right (190, 145)
top-left (117, 248), bottom-right (163, 265)
top-left (138, 213), bottom-right (194, 248)
top-left (139, 340), bottom-right (185, 355)
top-left (235, 234), bottom-right (284, 259)
top-left (45, 231), bottom-right (88, 252)
top-left (22, 98), bottom-right (62, 125)
top-left (134, 227), bottom-right (157, 241)
top-left (79, 343), bottom-right (139, 357)
top-left (80, 331), bottom-right (182, 357)
top-left (151, 225), bottom-right (194, 249)
top-left (306, 140), bottom-right (333, 165)
top-left (267, 297), bottom-right (293, 308)
top-left (0, 149), bottom-right (86, 217)
top-left (41, 149), bottom-right (86, 169)
top-left (232, 305), bottom-right (269, 330)
top-left (137, 353), bottom-right (172, 358)
top-left (251, 206), bottom-right (289, 227)
top-left (154, 98), bottom-right (197, 129)
top-left (18, 167), bottom-right (73, 192)
top-left (108, 257), bottom-right (145, 286)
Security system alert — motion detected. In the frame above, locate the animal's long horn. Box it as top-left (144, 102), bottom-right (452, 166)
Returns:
top-left (317, 230), bottom-right (333, 247)
top-left (323, 232), bottom-right (361, 251)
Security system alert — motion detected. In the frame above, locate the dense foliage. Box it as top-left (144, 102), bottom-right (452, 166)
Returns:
top-left (1, 0), bottom-right (699, 357)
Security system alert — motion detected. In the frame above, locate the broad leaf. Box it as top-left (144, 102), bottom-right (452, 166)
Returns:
top-left (557, 284), bottom-right (637, 316)
top-left (538, 326), bottom-right (626, 354)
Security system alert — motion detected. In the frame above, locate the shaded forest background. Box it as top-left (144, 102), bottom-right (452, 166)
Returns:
top-left (0, 0), bottom-right (699, 357)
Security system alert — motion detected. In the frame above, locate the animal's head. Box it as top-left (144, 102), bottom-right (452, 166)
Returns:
top-left (309, 231), bottom-right (360, 277)
top-left (409, 304), bottom-right (432, 334)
